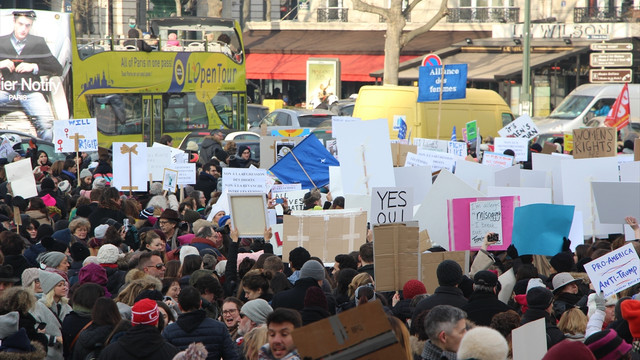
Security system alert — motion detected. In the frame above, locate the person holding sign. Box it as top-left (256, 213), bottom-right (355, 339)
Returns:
top-left (521, 286), bottom-right (566, 349)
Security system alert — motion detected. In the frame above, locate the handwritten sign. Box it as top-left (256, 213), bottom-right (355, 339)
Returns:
top-left (370, 187), bottom-right (413, 225)
top-left (271, 183), bottom-right (302, 193)
top-left (417, 149), bottom-right (457, 173)
top-left (222, 168), bottom-right (267, 193)
top-left (585, 243), bottom-right (640, 298)
top-left (272, 190), bottom-right (307, 211)
top-left (572, 127), bottom-right (617, 159)
top-left (448, 141), bottom-right (467, 157)
top-left (147, 146), bottom-right (172, 181)
top-left (469, 200), bottom-right (503, 247)
top-left (413, 138), bottom-right (448, 153)
top-left (53, 118), bottom-right (98, 153)
top-left (498, 114), bottom-right (539, 139)
top-left (494, 137), bottom-right (529, 161)
top-left (482, 152), bottom-right (514, 168)
top-left (404, 152), bottom-right (429, 167)
top-left (170, 163), bottom-right (196, 185)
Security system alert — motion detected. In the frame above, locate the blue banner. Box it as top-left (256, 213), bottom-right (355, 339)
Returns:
top-left (418, 64), bottom-right (468, 102)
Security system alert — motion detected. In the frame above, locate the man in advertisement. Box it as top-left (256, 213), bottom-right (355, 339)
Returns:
top-left (0, 10), bottom-right (63, 140)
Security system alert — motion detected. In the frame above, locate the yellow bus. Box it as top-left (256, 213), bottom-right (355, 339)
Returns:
top-left (72, 16), bottom-right (247, 147)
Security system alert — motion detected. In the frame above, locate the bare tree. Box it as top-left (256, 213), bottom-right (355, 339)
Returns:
top-left (265, 0), bottom-right (272, 21)
top-left (351, 0), bottom-right (448, 85)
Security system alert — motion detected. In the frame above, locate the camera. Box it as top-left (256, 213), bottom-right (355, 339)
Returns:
top-left (215, 225), bottom-right (230, 235)
top-left (488, 233), bottom-right (499, 242)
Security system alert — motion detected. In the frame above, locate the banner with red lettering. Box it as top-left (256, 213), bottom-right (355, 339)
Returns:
top-left (604, 83), bottom-right (630, 130)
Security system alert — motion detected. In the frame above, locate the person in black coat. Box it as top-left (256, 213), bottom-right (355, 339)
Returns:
top-left (412, 260), bottom-right (468, 326)
top-left (461, 271), bottom-right (512, 327)
top-left (62, 284), bottom-right (105, 358)
top-left (271, 260), bottom-right (326, 311)
top-left (0, 232), bottom-right (29, 285)
top-left (73, 298), bottom-right (121, 360)
top-left (161, 286), bottom-right (238, 360)
top-left (194, 162), bottom-right (220, 203)
top-left (98, 299), bottom-right (178, 360)
top-left (87, 188), bottom-right (128, 234)
top-left (521, 286), bottom-right (565, 349)
top-left (198, 132), bottom-right (224, 165)
top-left (300, 287), bottom-right (331, 326)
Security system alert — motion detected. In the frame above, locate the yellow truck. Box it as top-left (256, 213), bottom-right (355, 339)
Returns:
top-left (352, 85), bottom-right (514, 140)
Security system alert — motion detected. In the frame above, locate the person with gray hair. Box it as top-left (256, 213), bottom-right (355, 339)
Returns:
top-left (422, 305), bottom-right (467, 360)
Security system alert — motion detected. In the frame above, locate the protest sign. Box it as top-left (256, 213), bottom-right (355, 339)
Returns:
top-left (512, 203), bottom-right (574, 256)
top-left (331, 116), bottom-right (360, 139)
top-left (223, 168), bottom-right (267, 193)
top-left (592, 181), bottom-right (640, 223)
top-left (466, 120), bottom-right (477, 142)
top-left (5, 159), bottom-right (37, 199)
top-left (620, 162), bottom-right (640, 182)
top-left (162, 168), bottom-right (178, 193)
top-left (329, 166), bottom-right (343, 197)
top-left (417, 148), bottom-right (457, 173)
top-left (482, 152), bottom-right (514, 168)
top-left (394, 166), bottom-right (431, 205)
top-left (497, 114), bottom-right (539, 139)
top-left (447, 196), bottom-right (517, 251)
top-left (53, 118), bottom-right (98, 153)
top-left (413, 138), bottom-right (448, 152)
top-left (404, 152), bottom-right (429, 167)
top-left (152, 142), bottom-right (186, 164)
top-left (275, 140), bottom-right (296, 162)
top-left (454, 160), bottom-right (498, 194)
top-left (532, 153), bottom-right (567, 205)
top-left (170, 163), bottom-right (196, 185)
top-left (147, 146), bottom-right (172, 181)
top-left (512, 318), bottom-right (547, 360)
top-left (448, 141), bottom-right (467, 157)
top-left (325, 139), bottom-right (338, 159)
top-left (373, 222), bottom-right (425, 291)
top-left (487, 186), bottom-right (552, 206)
top-left (112, 143), bottom-right (148, 193)
top-left (282, 210), bottom-right (367, 262)
top-left (228, 193), bottom-right (268, 237)
top-left (564, 133), bottom-right (574, 154)
top-left (206, 190), bottom-right (229, 222)
top-left (259, 136), bottom-right (304, 169)
top-left (636, 139), bottom-right (640, 161)
top-left (572, 127), bottom-right (617, 159)
top-left (520, 169), bottom-right (548, 188)
top-left (418, 64), bottom-right (468, 102)
top-left (494, 165), bottom-right (520, 187)
top-left (272, 190), bottom-right (307, 211)
top-left (421, 251), bottom-right (469, 294)
top-left (542, 142), bottom-right (557, 154)
top-left (390, 143), bottom-right (417, 166)
top-left (494, 137), bottom-right (529, 162)
top-left (370, 187), bottom-right (413, 225)
top-left (569, 210), bottom-right (584, 252)
top-left (271, 183), bottom-right (302, 193)
top-left (585, 243), bottom-right (640, 298)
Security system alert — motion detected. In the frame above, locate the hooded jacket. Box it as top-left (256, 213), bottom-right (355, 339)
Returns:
top-left (199, 137), bottom-right (223, 164)
top-left (72, 323), bottom-right (114, 360)
top-left (78, 263), bottom-right (112, 297)
top-left (97, 325), bottom-right (178, 360)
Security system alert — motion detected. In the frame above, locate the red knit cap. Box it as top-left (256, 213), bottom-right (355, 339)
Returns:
top-left (131, 298), bottom-right (159, 326)
top-left (621, 299), bottom-right (640, 338)
top-left (543, 340), bottom-right (595, 360)
top-left (402, 280), bottom-right (427, 300)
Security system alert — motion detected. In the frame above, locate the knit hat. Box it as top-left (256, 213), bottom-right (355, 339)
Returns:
top-left (58, 180), bottom-right (71, 193)
top-left (552, 272), bottom-right (581, 294)
top-left (436, 260), bottom-right (463, 286)
top-left (70, 242), bottom-right (90, 263)
top-left (300, 260), bottom-right (325, 281)
top-left (474, 270), bottom-right (499, 287)
top-left (542, 340), bottom-right (596, 360)
top-left (179, 245), bottom-right (200, 264)
top-left (241, 299), bottom-right (273, 325)
top-left (402, 280), bottom-right (427, 300)
top-left (131, 298), bottom-right (159, 326)
top-left (0, 328), bottom-right (36, 353)
top-left (304, 286), bottom-right (328, 310)
top-left (92, 177), bottom-right (107, 189)
top-left (457, 327), bottom-right (509, 360)
top-left (526, 278), bottom-right (546, 293)
top-left (38, 251), bottom-right (67, 269)
top-left (6, 151), bottom-right (19, 163)
top-left (218, 215), bottom-right (231, 228)
top-left (526, 286), bottom-right (554, 310)
top-left (39, 270), bottom-right (64, 295)
top-left (149, 182), bottom-right (163, 196)
top-left (173, 342), bottom-right (208, 360)
top-left (183, 209), bottom-right (201, 224)
top-left (21, 268), bottom-right (39, 288)
top-left (585, 329), bottom-right (632, 360)
top-left (80, 168), bottom-right (92, 178)
top-left (159, 209), bottom-right (180, 222)
top-left (94, 224), bottom-right (109, 239)
top-left (97, 244), bottom-right (121, 264)
top-left (83, 256), bottom-right (99, 266)
top-left (0, 311), bottom-right (19, 339)
top-left (621, 299), bottom-right (640, 338)
top-left (550, 252), bottom-right (575, 273)
top-left (237, 145), bottom-right (250, 157)
top-left (41, 178), bottom-right (56, 191)
top-left (139, 207), bottom-right (154, 219)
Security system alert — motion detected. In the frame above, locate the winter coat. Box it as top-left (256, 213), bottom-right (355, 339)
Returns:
top-left (300, 306), bottom-right (330, 326)
top-left (199, 137), bottom-right (223, 164)
top-left (25, 209), bottom-right (53, 227)
top-left (271, 277), bottom-right (321, 311)
top-left (357, 264), bottom-right (375, 280)
top-left (146, 194), bottom-right (179, 212)
top-left (553, 292), bottom-right (588, 319)
top-left (61, 310), bottom-right (92, 358)
top-left (87, 208), bottom-right (127, 234)
top-left (23, 243), bottom-right (47, 268)
top-left (102, 266), bottom-right (126, 299)
top-left (194, 172), bottom-right (218, 203)
top-left (30, 299), bottom-right (72, 360)
top-left (521, 307), bottom-right (565, 349)
top-left (162, 309), bottom-right (238, 360)
top-left (98, 325), bottom-right (178, 360)
top-left (392, 299), bottom-right (414, 323)
top-left (461, 291), bottom-right (513, 326)
top-left (72, 323), bottom-right (114, 360)
top-left (412, 286), bottom-right (467, 325)
top-left (0, 341), bottom-right (47, 360)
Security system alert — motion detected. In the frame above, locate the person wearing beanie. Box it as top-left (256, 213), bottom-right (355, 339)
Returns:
top-left (21, 268), bottom-right (43, 298)
top-left (68, 242), bottom-right (90, 286)
top-left (96, 244), bottom-right (127, 297)
top-left (180, 245), bottom-right (201, 264)
top-left (38, 251), bottom-right (68, 270)
top-left (99, 298), bottom-right (178, 360)
top-left (521, 286), bottom-right (565, 349)
top-left (0, 327), bottom-right (47, 358)
top-left (461, 270), bottom-right (512, 326)
top-left (228, 145), bottom-right (255, 168)
top-left (585, 329), bottom-right (632, 360)
top-left (161, 286), bottom-right (237, 359)
top-left (392, 280), bottom-right (427, 323)
top-left (300, 286), bottom-right (330, 326)
top-left (30, 270), bottom-right (71, 360)
top-left (173, 342), bottom-right (209, 360)
top-left (412, 260), bottom-right (467, 327)
top-left (621, 298), bottom-right (640, 351)
top-left (542, 340), bottom-right (596, 360)
top-left (238, 299), bottom-right (273, 338)
top-left (272, 260), bottom-right (330, 312)
top-left (457, 326), bottom-right (508, 360)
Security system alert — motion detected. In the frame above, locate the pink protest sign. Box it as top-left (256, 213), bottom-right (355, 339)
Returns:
top-left (447, 196), bottom-right (519, 251)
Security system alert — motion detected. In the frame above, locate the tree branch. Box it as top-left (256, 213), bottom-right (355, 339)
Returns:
top-left (401, 0), bottom-right (448, 47)
top-left (351, 0), bottom-right (390, 19)
top-left (403, 0), bottom-right (422, 17)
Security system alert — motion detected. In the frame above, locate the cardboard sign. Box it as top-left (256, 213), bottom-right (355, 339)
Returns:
top-left (53, 118), bottom-right (98, 153)
top-left (494, 137), bottom-right (529, 162)
top-left (448, 196), bottom-right (517, 251)
top-left (161, 169), bottom-right (178, 193)
top-left (222, 168), bottom-right (267, 193)
top-left (390, 143), bottom-right (417, 167)
top-left (272, 190), bottom-right (307, 211)
top-left (512, 203), bottom-right (574, 256)
top-left (572, 127), bottom-right (617, 159)
top-left (282, 210), bottom-right (367, 262)
top-left (512, 318), bottom-right (547, 360)
top-left (466, 120), bottom-right (477, 142)
top-left (592, 181), bottom-right (640, 223)
top-left (448, 141), bottom-right (467, 157)
top-left (228, 193), bottom-right (268, 237)
top-left (373, 222), bottom-right (425, 291)
top-left (370, 187), bottom-right (413, 225)
top-left (417, 149), bottom-right (457, 173)
top-left (635, 139), bottom-right (640, 161)
top-left (498, 114), bottom-right (539, 139)
top-left (413, 138), bottom-right (448, 153)
top-left (170, 163), bottom-right (196, 185)
top-left (293, 301), bottom-right (404, 360)
top-left (585, 243), bottom-right (640, 297)
top-left (421, 251), bottom-right (470, 294)
top-left (112, 142), bottom-right (148, 193)
top-left (482, 152), bottom-right (514, 168)
top-left (542, 142), bottom-right (557, 154)
top-left (5, 159), bottom-right (37, 199)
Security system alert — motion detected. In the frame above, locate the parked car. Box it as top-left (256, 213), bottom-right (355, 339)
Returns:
top-left (329, 99), bottom-right (355, 116)
top-left (0, 130), bottom-right (66, 162)
top-left (248, 104), bottom-right (270, 128)
top-left (225, 131), bottom-right (260, 141)
top-left (250, 108), bottom-right (334, 135)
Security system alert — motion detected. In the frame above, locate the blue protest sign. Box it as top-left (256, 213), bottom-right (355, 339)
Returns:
top-left (418, 64), bottom-right (468, 102)
top-left (511, 203), bottom-right (574, 256)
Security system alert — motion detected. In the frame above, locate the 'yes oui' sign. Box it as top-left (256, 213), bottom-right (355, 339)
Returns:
top-left (585, 243), bottom-right (640, 298)
top-left (370, 187), bottom-right (414, 225)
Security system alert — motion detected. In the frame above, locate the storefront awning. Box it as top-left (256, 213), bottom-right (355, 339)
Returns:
top-left (246, 53), bottom-right (416, 82)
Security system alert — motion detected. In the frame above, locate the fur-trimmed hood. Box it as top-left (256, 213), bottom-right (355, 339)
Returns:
top-left (0, 341), bottom-right (46, 360)
top-left (410, 335), bottom-right (426, 357)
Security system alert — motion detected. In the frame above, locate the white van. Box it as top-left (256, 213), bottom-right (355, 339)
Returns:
top-left (535, 84), bottom-right (640, 133)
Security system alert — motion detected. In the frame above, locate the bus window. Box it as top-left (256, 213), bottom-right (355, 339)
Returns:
top-left (90, 94), bottom-right (142, 135)
top-left (211, 92), bottom-right (234, 128)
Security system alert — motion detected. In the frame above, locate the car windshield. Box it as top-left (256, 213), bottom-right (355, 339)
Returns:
top-left (549, 95), bottom-right (594, 120)
top-left (298, 115), bottom-right (333, 127)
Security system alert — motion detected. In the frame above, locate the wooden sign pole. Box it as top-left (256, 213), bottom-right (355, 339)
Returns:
top-left (436, 64), bottom-right (446, 140)
top-left (120, 144), bottom-right (139, 196)
top-left (69, 133), bottom-right (85, 187)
